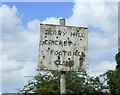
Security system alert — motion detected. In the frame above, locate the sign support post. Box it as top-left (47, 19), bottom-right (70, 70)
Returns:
top-left (60, 18), bottom-right (66, 95)
top-left (38, 17), bottom-right (88, 94)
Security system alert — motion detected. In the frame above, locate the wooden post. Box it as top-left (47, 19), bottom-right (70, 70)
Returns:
top-left (59, 18), bottom-right (66, 95)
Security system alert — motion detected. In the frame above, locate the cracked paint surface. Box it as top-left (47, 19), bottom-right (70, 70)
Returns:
top-left (38, 24), bottom-right (88, 72)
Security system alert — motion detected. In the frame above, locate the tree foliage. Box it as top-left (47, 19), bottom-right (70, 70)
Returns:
top-left (19, 71), bottom-right (109, 94)
top-left (109, 52), bottom-right (120, 94)
top-left (19, 52), bottom-right (120, 94)
top-left (100, 52), bottom-right (120, 95)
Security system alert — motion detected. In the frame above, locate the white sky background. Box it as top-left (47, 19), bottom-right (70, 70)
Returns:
top-left (0, 0), bottom-right (118, 93)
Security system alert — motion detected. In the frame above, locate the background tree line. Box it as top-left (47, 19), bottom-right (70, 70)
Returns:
top-left (18, 52), bottom-right (120, 95)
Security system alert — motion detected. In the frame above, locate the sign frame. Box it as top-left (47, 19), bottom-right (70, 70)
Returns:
top-left (38, 24), bottom-right (88, 72)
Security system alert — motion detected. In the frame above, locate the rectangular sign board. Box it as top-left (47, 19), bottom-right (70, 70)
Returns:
top-left (38, 24), bottom-right (88, 72)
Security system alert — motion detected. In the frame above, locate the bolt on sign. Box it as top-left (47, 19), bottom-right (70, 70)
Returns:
top-left (38, 24), bottom-right (88, 72)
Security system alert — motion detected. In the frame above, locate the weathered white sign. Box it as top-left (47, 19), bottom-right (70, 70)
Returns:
top-left (38, 24), bottom-right (88, 72)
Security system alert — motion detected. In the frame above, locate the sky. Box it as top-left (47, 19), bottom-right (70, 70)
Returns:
top-left (0, 0), bottom-right (118, 93)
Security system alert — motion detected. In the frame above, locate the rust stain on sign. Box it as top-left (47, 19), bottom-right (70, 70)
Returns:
top-left (38, 24), bottom-right (88, 72)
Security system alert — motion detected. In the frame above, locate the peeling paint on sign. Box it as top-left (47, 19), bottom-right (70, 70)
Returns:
top-left (38, 24), bottom-right (88, 72)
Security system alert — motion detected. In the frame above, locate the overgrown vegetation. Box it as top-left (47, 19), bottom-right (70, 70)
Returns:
top-left (19, 52), bottom-right (120, 94)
